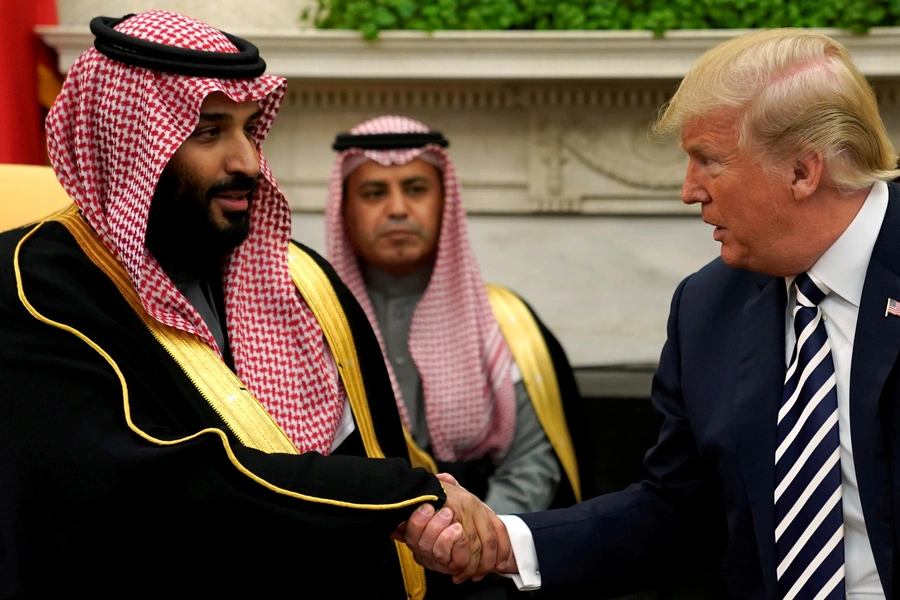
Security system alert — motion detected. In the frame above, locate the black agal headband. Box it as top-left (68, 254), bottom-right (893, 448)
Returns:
top-left (332, 132), bottom-right (450, 152)
top-left (90, 14), bottom-right (267, 78)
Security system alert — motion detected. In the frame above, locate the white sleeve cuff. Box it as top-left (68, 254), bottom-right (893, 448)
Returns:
top-left (497, 515), bottom-right (542, 591)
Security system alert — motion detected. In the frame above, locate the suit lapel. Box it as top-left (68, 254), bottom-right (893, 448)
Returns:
top-left (849, 185), bottom-right (900, 599)
top-left (734, 272), bottom-right (785, 600)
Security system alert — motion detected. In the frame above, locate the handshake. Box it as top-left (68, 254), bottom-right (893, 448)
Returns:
top-left (393, 473), bottom-right (518, 583)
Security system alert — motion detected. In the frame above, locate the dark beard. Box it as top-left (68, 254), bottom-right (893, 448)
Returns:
top-left (146, 165), bottom-right (259, 275)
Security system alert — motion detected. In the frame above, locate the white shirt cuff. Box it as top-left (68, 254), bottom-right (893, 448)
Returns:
top-left (497, 515), bottom-right (542, 590)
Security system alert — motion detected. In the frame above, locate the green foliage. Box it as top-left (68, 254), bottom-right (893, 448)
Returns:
top-left (304, 0), bottom-right (900, 40)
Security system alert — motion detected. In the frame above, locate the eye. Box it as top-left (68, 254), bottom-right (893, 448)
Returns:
top-left (406, 185), bottom-right (428, 196)
top-left (691, 153), bottom-right (716, 169)
top-left (191, 127), bottom-right (219, 140)
top-left (244, 124), bottom-right (258, 138)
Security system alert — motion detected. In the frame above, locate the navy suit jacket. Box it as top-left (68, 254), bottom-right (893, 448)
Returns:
top-left (521, 184), bottom-right (900, 599)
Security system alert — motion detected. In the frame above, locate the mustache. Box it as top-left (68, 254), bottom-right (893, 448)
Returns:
top-left (375, 221), bottom-right (424, 238)
top-left (206, 173), bottom-right (260, 201)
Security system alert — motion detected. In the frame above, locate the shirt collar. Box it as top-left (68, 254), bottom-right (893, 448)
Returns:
top-left (786, 181), bottom-right (888, 307)
top-left (362, 262), bottom-right (433, 298)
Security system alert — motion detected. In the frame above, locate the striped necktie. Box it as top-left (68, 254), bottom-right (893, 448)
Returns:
top-left (775, 272), bottom-right (844, 600)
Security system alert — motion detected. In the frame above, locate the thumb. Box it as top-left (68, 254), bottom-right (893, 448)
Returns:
top-left (436, 472), bottom-right (460, 487)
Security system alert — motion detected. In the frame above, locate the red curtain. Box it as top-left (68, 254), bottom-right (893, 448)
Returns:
top-left (0, 0), bottom-right (60, 165)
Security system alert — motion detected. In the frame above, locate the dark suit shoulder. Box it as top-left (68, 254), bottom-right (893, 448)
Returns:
top-left (678, 256), bottom-right (775, 314)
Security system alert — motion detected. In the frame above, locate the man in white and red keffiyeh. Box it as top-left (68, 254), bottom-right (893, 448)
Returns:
top-left (0, 12), bottom-right (508, 597)
top-left (326, 118), bottom-right (589, 591)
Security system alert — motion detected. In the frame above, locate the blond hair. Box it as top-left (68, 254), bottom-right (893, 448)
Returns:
top-left (654, 28), bottom-right (899, 189)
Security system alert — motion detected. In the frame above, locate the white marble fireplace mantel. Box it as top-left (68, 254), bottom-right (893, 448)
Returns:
top-left (37, 26), bottom-right (900, 216)
top-left (35, 26), bottom-right (900, 80)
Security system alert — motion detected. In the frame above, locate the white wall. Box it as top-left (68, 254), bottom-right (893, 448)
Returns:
top-left (292, 213), bottom-right (719, 367)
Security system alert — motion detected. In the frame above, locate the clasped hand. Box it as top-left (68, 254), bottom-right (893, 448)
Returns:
top-left (393, 473), bottom-right (517, 583)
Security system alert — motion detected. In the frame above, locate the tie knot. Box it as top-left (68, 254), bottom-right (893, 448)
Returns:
top-left (794, 272), bottom-right (830, 307)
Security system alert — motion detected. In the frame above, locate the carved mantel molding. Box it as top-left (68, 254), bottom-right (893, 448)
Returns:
top-left (36, 27), bottom-right (900, 79)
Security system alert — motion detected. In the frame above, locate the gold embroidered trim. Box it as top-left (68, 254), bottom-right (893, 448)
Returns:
top-left (396, 542), bottom-right (428, 600)
top-left (287, 245), bottom-right (386, 459)
top-left (57, 207), bottom-right (295, 455)
top-left (287, 244), bottom-right (427, 598)
top-left (14, 209), bottom-right (438, 511)
top-left (487, 283), bottom-right (582, 502)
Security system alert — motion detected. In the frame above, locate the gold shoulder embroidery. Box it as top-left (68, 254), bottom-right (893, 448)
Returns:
top-left (486, 283), bottom-right (582, 502)
top-left (56, 207), bottom-right (296, 455)
top-left (287, 244), bottom-right (387, 459)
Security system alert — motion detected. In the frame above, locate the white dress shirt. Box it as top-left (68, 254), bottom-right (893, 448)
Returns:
top-left (502, 181), bottom-right (890, 598)
top-left (783, 181), bottom-right (887, 599)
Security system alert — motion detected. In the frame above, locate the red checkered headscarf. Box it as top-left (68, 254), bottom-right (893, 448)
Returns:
top-left (325, 115), bottom-right (516, 462)
top-left (46, 10), bottom-right (345, 455)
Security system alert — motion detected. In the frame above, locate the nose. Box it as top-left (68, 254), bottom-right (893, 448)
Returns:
top-left (681, 159), bottom-right (708, 206)
top-left (225, 135), bottom-right (260, 178)
top-left (386, 187), bottom-right (408, 218)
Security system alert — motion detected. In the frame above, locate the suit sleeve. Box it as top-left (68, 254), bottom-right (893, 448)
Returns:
top-left (517, 276), bottom-right (716, 596)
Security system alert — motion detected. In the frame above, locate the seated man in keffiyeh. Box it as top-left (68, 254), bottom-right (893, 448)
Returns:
top-left (326, 116), bottom-right (588, 522)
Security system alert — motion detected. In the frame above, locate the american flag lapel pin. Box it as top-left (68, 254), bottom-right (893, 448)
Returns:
top-left (886, 298), bottom-right (900, 317)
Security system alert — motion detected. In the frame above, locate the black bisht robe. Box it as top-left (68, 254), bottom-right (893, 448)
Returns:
top-left (0, 219), bottom-right (444, 597)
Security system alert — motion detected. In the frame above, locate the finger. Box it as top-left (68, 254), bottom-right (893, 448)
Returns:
top-left (436, 472), bottom-right (460, 487)
top-left (471, 502), bottom-right (499, 581)
top-left (433, 522), bottom-right (465, 566)
top-left (389, 521), bottom-right (407, 542)
top-left (453, 518), bottom-right (483, 584)
top-left (447, 527), bottom-right (470, 571)
top-left (440, 484), bottom-right (484, 583)
top-left (449, 533), bottom-right (476, 583)
top-left (490, 512), bottom-right (511, 570)
top-left (403, 504), bottom-right (435, 549)
top-left (416, 507), bottom-right (455, 567)
top-left (497, 545), bottom-right (518, 575)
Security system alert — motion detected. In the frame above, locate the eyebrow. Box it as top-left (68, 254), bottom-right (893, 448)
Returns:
top-left (358, 180), bottom-right (388, 189)
top-left (358, 176), bottom-right (431, 187)
top-left (197, 109), bottom-right (262, 123)
top-left (680, 140), bottom-right (708, 154)
top-left (401, 176), bottom-right (431, 185)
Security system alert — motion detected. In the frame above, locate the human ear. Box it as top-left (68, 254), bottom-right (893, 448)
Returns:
top-left (790, 151), bottom-right (824, 201)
